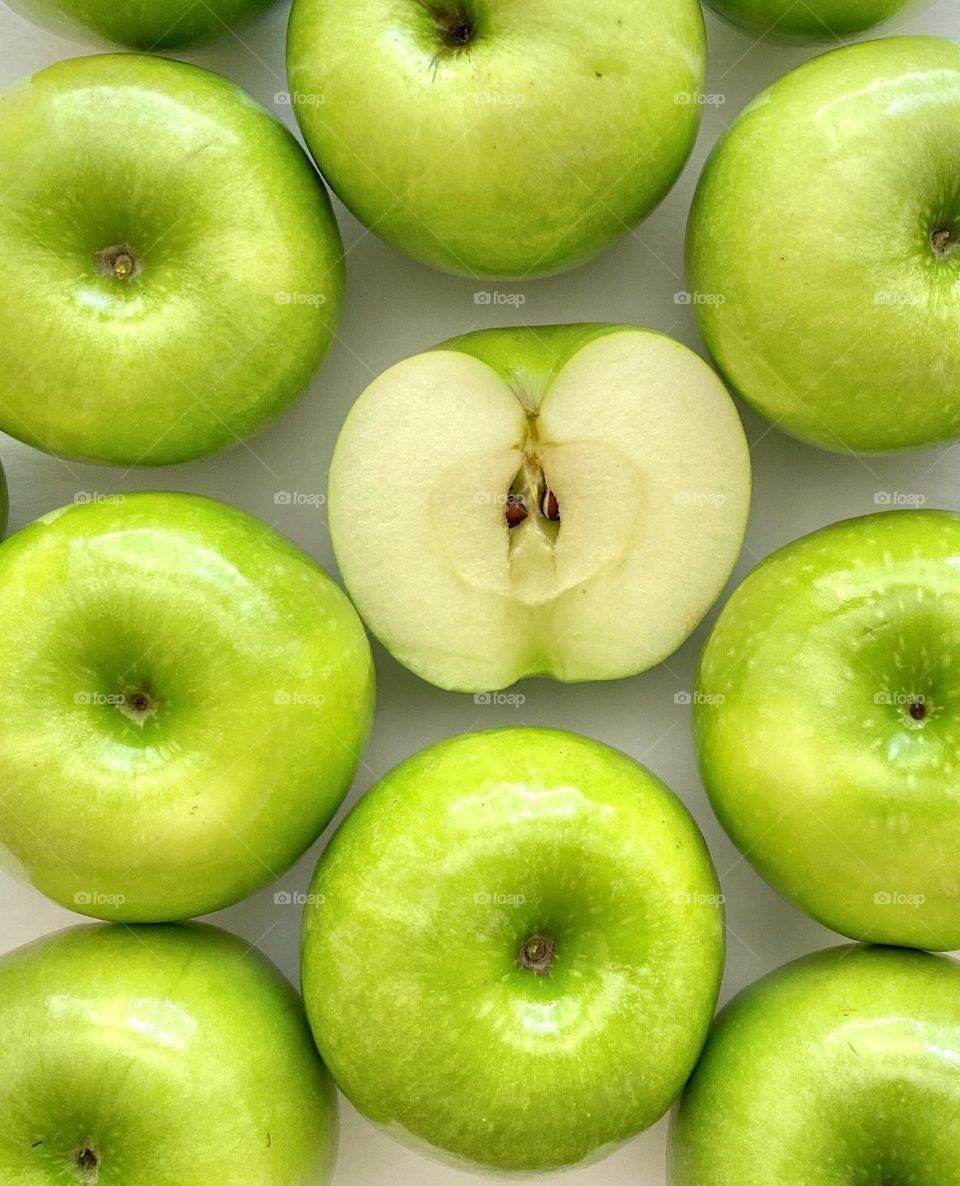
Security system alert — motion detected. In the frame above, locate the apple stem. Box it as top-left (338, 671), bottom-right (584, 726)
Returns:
top-left (519, 933), bottom-right (554, 975)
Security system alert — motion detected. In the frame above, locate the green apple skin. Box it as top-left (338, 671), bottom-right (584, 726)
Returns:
top-left (696, 510), bottom-right (960, 950)
top-left (286, 0), bottom-right (706, 279)
top-left (669, 944), bottom-right (960, 1186)
top-left (703, 0), bottom-right (925, 41)
top-left (2, 0), bottom-right (280, 49)
top-left (301, 728), bottom-right (724, 1173)
top-left (0, 54), bottom-right (344, 466)
top-left (0, 458), bottom-right (7, 538)
top-left (0, 492), bottom-right (375, 922)
top-left (687, 36), bottom-right (960, 453)
top-left (0, 922), bottom-right (337, 1185)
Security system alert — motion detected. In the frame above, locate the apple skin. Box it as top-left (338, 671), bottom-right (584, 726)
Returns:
top-left (0, 921), bottom-right (337, 1185)
top-left (695, 509), bottom-right (960, 950)
top-left (0, 459), bottom-right (7, 538)
top-left (669, 944), bottom-right (960, 1186)
top-left (301, 728), bottom-right (724, 1173)
top-left (0, 491), bottom-right (375, 922)
top-left (0, 54), bottom-right (344, 466)
top-left (2, 0), bottom-right (280, 49)
top-left (703, 0), bottom-right (925, 41)
top-left (687, 36), bottom-right (960, 453)
top-left (286, 0), bottom-right (706, 279)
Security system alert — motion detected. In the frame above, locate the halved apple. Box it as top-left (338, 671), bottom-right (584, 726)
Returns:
top-left (329, 325), bottom-right (751, 691)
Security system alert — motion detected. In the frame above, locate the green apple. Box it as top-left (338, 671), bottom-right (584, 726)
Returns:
top-left (301, 727), bottom-right (724, 1173)
top-left (703, 0), bottom-right (925, 40)
top-left (0, 491), bottom-right (374, 922)
top-left (0, 921), bottom-right (337, 1185)
top-left (0, 54), bottom-right (344, 466)
top-left (0, 458), bottom-right (7, 538)
top-left (286, 0), bottom-right (706, 278)
top-left (2, 0), bottom-right (280, 49)
top-left (696, 509), bottom-right (960, 950)
top-left (328, 324), bottom-right (750, 691)
top-left (687, 36), bottom-right (960, 453)
top-left (670, 944), bottom-right (960, 1186)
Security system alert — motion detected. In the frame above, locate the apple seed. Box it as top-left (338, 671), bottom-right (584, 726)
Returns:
top-left (505, 494), bottom-right (528, 528)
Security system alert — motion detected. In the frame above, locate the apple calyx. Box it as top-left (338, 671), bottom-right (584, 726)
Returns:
top-left (117, 685), bottom-right (158, 727)
top-left (931, 227), bottom-right (957, 258)
top-left (94, 244), bottom-right (141, 282)
top-left (907, 696), bottom-right (928, 723)
top-left (73, 1146), bottom-right (100, 1182)
top-left (519, 933), bottom-right (554, 976)
top-left (423, 0), bottom-right (477, 51)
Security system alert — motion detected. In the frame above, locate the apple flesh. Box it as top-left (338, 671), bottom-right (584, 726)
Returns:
top-left (301, 727), bottom-right (724, 1173)
top-left (3, 0), bottom-right (280, 49)
top-left (0, 922), bottom-right (337, 1185)
top-left (328, 324), bottom-right (750, 691)
top-left (287, 0), bottom-right (706, 278)
top-left (703, 0), bottom-right (925, 40)
top-left (0, 54), bottom-right (343, 466)
top-left (670, 944), bottom-right (960, 1186)
top-left (696, 509), bottom-right (960, 950)
top-left (687, 36), bottom-right (960, 453)
top-left (0, 492), bottom-right (375, 922)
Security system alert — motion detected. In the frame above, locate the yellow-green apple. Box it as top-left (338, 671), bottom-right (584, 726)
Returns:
top-left (687, 37), bottom-right (960, 453)
top-left (0, 492), bottom-right (374, 921)
top-left (0, 922), bottom-right (337, 1185)
top-left (328, 324), bottom-right (750, 691)
top-left (286, 0), bottom-right (707, 278)
top-left (696, 509), bottom-right (960, 950)
top-left (301, 727), bottom-right (724, 1173)
top-left (0, 54), bottom-right (343, 465)
top-left (703, 0), bottom-right (926, 40)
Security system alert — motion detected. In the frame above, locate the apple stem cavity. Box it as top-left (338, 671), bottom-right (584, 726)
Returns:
top-left (519, 933), bottom-right (554, 975)
top-left (931, 227), bottom-right (957, 258)
top-left (94, 244), bottom-right (141, 282)
top-left (74, 1147), bottom-right (100, 1182)
top-left (421, 0), bottom-right (477, 51)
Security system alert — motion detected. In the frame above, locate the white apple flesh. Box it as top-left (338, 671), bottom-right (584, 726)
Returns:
top-left (329, 325), bottom-right (750, 691)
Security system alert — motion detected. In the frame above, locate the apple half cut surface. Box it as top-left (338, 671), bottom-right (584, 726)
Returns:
top-left (696, 509), bottom-right (960, 950)
top-left (328, 325), bottom-right (751, 691)
top-left (0, 492), bottom-right (375, 921)
top-left (301, 728), bottom-right (724, 1173)
top-left (669, 944), bottom-right (960, 1186)
top-left (0, 54), bottom-right (344, 466)
top-left (0, 923), bottom-right (338, 1186)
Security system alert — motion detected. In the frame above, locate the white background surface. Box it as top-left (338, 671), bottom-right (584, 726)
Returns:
top-left (0, 2), bottom-right (958, 1183)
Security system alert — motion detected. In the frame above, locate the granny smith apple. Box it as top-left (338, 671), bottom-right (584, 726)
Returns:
top-left (703, 0), bottom-right (925, 40)
top-left (2, 0), bottom-right (280, 49)
top-left (328, 324), bottom-right (750, 690)
top-left (670, 944), bottom-right (960, 1186)
top-left (0, 491), bottom-right (374, 922)
top-left (0, 458), bottom-right (7, 537)
top-left (0, 921), bottom-right (337, 1185)
top-left (286, 0), bottom-right (706, 278)
top-left (0, 54), bottom-right (344, 466)
top-left (301, 727), bottom-right (724, 1173)
top-left (687, 36), bottom-right (960, 453)
top-left (696, 509), bottom-right (960, 950)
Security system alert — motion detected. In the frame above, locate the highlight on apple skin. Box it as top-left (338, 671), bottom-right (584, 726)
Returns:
top-left (328, 323), bottom-right (751, 691)
top-left (669, 944), bottom-right (960, 1186)
top-left (703, 0), bottom-right (926, 41)
top-left (0, 492), bottom-right (375, 922)
top-left (686, 36), bottom-right (960, 453)
top-left (695, 509), bottom-right (960, 950)
top-left (301, 727), bottom-right (725, 1174)
top-left (3, 0), bottom-right (282, 49)
top-left (0, 54), bottom-right (344, 466)
top-left (0, 922), bottom-right (338, 1186)
top-left (287, 0), bottom-right (707, 279)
